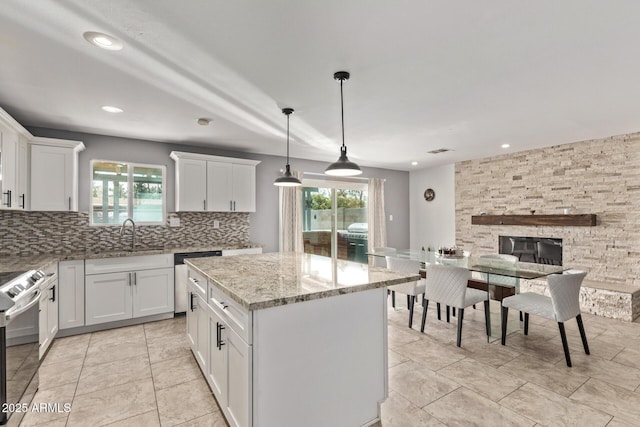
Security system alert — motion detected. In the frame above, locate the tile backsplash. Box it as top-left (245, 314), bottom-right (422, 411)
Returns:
top-left (0, 211), bottom-right (250, 256)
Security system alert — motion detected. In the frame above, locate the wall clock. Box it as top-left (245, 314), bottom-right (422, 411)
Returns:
top-left (424, 188), bottom-right (435, 202)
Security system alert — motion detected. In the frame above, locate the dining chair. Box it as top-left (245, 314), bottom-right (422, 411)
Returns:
top-left (372, 247), bottom-right (396, 268)
top-left (420, 264), bottom-right (490, 347)
top-left (501, 270), bottom-right (589, 367)
top-left (385, 256), bottom-right (425, 328)
top-left (536, 241), bottom-right (562, 265)
top-left (471, 253), bottom-right (521, 317)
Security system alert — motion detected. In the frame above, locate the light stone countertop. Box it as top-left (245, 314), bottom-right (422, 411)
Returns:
top-left (0, 243), bottom-right (262, 273)
top-left (186, 252), bottom-right (421, 311)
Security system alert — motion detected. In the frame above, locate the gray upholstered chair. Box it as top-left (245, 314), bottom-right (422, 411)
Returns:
top-left (420, 264), bottom-right (490, 347)
top-left (386, 256), bottom-right (425, 328)
top-left (501, 270), bottom-right (589, 367)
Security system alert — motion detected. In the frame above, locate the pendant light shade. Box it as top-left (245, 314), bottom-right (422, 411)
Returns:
top-left (325, 71), bottom-right (362, 177)
top-left (274, 107), bottom-right (302, 187)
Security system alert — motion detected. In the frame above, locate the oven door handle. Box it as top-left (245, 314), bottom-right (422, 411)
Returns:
top-left (5, 289), bottom-right (42, 321)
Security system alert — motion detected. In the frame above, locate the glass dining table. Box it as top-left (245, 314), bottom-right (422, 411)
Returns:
top-left (368, 249), bottom-right (567, 340)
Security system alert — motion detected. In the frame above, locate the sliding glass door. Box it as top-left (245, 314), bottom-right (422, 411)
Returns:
top-left (301, 179), bottom-right (368, 263)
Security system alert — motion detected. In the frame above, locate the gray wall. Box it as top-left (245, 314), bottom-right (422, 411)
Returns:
top-left (29, 127), bottom-right (411, 253)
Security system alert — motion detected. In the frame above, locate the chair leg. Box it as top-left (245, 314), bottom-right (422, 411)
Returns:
top-left (420, 299), bottom-right (429, 332)
top-left (392, 291), bottom-right (395, 308)
top-left (576, 314), bottom-right (590, 355)
top-left (558, 322), bottom-right (572, 367)
top-left (524, 313), bottom-right (529, 335)
top-left (437, 303), bottom-right (441, 320)
top-left (446, 306), bottom-right (450, 323)
top-left (407, 295), bottom-right (410, 310)
top-left (519, 311), bottom-right (523, 322)
top-left (501, 305), bottom-right (508, 345)
top-left (408, 296), bottom-right (415, 328)
top-left (452, 307), bottom-right (456, 317)
top-left (456, 308), bottom-right (465, 347)
top-left (473, 304), bottom-right (476, 309)
top-left (483, 299), bottom-right (491, 338)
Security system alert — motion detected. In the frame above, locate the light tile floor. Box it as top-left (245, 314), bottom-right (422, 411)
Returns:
top-left (19, 301), bottom-right (640, 426)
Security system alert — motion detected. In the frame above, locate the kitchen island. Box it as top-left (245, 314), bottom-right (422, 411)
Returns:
top-left (185, 252), bottom-right (419, 427)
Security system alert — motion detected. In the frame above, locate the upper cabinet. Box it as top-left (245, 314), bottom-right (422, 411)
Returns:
top-left (0, 109), bottom-right (30, 210)
top-left (30, 137), bottom-right (85, 211)
top-left (171, 151), bottom-right (260, 212)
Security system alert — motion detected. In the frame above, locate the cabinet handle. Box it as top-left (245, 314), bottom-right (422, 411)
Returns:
top-left (230, 200), bottom-right (232, 211)
top-left (49, 285), bottom-right (56, 302)
top-left (133, 272), bottom-right (137, 286)
top-left (68, 197), bottom-right (72, 211)
top-left (2, 190), bottom-right (11, 208)
top-left (217, 322), bottom-right (226, 350)
top-left (19, 194), bottom-right (25, 209)
top-left (190, 292), bottom-right (196, 311)
top-left (127, 272), bottom-right (131, 287)
top-left (204, 200), bottom-right (206, 211)
top-left (220, 301), bottom-right (228, 310)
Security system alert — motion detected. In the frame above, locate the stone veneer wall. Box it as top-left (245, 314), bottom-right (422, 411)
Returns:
top-left (0, 211), bottom-right (250, 256)
top-left (455, 131), bottom-right (640, 288)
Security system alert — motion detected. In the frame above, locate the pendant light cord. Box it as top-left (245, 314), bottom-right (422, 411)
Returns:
top-left (340, 78), bottom-right (345, 149)
top-left (286, 113), bottom-right (290, 165)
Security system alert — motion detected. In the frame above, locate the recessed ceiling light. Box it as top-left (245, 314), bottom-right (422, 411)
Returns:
top-left (197, 118), bottom-right (212, 126)
top-left (83, 31), bottom-right (123, 51)
top-left (101, 105), bottom-right (123, 113)
top-left (501, 143), bottom-right (510, 148)
top-left (411, 161), bottom-right (418, 166)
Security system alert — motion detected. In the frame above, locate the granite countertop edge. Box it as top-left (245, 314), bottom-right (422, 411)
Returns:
top-left (0, 244), bottom-right (262, 272)
top-left (187, 260), bottom-right (420, 312)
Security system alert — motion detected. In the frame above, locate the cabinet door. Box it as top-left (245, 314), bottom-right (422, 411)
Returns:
top-left (206, 161), bottom-right (233, 212)
top-left (195, 294), bottom-right (209, 369)
top-left (38, 291), bottom-right (49, 359)
top-left (85, 272), bottom-right (133, 325)
top-left (16, 137), bottom-right (28, 209)
top-left (231, 164), bottom-right (256, 212)
top-left (132, 267), bottom-right (174, 318)
top-left (58, 260), bottom-right (85, 330)
top-left (0, 128), bottom-right (18, 209)
top-left (226, 325), bottom-right (251, 427)
top-left (176, 158), bottom-right (207, 211)
top-left (186, 287), bottom-right (197, 349)
top-left (46, 279), bottom-right (59, 340)
top-left (30, 144), bottom-right (75, 211)
top-left (208, 309), bottom-right (228, 405)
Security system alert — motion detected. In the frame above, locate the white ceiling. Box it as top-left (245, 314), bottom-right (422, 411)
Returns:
top-left (1, 1), bottom-right (639, 171)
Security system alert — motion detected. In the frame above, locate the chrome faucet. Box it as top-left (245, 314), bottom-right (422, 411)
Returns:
top-left (119, 218), bottom-right (136, 251)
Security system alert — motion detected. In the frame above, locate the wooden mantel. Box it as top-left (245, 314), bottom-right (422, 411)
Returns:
top-left (471, 214), bottom-right (597, 227)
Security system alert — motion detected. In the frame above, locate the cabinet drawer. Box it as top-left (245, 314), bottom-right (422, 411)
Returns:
top-left (86, 254), bottom-right (173, 275)
top-left (208, 282), bottom-right (251, 344)
top-left (188, 267), bottom-right (207, 300)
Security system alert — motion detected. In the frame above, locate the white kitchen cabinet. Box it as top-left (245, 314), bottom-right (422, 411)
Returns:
top-left (85, 254), bottom-right (174, 326)
top-left (175, 157), bottom-right (207, 211)
top-left (30, 138), bottom-right (85, 211)
top-left (208, 307), bottom-right (227, 404)
top-left (58, 260), bottom-right (85, 330)
top-left (171, 151), bottom-right (260, 212)
top-left (222, 247), bottom-right (263, 257)
top-left (39, 273), bottom-right (59, 359)
top-left (225, 325), bottom-right (251, 427)
top-left (196, 294), bottom-right (209, 371)
top-left (85, 272), bottom-right (132, 325)
top-left (0, 125), bottom-right (29, 210)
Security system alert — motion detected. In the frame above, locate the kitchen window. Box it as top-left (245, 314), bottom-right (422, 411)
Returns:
top-left (301, 178), bottom-right (368, 263)
top-left (90, 160), bottom-right (166, 225)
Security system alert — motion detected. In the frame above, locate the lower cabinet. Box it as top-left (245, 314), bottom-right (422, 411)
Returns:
top-left (58, 260), bottom-right (85, 330)
top-left (188, 270), bottom-right (251, 427)
top-left (39, 274), bottom-right (58, 359)
top-left (85, 255), bottom-right (174, 326)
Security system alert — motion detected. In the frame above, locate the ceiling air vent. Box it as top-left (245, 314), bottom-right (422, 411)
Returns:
top-left (427, 148), bottom-right (452, 154)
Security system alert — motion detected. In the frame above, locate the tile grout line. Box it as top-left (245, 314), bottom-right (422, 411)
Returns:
top-left (142, 323), bottom-right (162, 427)
top-left (64, 334), bottom-right (92, 427)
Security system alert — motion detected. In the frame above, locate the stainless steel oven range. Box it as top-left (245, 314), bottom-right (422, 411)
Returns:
top-left (0, 269), bottom-right (52, 425)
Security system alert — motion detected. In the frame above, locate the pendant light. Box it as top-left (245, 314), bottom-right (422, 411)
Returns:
top-left (274, 107), bottom-right (302, 187)
top-left (325, 71), bottom-right (362, 176)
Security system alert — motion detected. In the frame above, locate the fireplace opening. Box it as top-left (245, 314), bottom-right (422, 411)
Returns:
top-left (498, 236), bottom-right (563, 265)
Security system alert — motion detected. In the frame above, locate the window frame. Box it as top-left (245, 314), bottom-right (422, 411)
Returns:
top-left (90, 159), bottom-right (167, 226)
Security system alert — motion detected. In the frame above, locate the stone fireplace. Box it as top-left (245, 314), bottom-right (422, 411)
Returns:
top-left (498, 235), bottom-right (563, 265)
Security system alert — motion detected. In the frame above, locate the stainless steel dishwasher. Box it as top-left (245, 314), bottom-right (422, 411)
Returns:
top-left (174, 251), bottom-right (222, 313)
